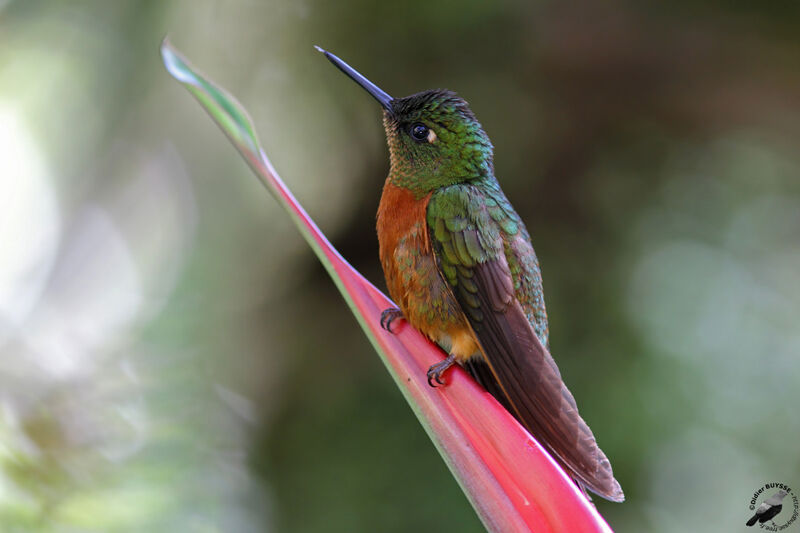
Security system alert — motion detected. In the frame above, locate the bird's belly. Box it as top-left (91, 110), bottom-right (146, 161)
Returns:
top-left (383, 234), bottom-right (481, 361)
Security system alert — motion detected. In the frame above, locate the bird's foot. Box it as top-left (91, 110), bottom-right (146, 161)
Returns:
top-left (380, 308), bottom-right (404, 333)
top-left (427, 354), bottom-right (456, 387)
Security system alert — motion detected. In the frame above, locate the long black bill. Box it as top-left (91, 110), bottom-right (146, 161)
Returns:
top-left (315, 46), bottom-right (394, 112)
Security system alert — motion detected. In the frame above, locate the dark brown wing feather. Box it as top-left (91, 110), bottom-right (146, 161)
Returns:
top-left (426, 185), bottom-right (623, 502)
top-left (459, 260), bottom-right (624, 502)
top-left (463, 359), bottom-right (514, 413)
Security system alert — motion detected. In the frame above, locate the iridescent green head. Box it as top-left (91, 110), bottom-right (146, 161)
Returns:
top-left (317, 47), bottom-right (494, 195)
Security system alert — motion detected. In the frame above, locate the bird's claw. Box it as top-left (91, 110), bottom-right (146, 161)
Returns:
top-left (427, 355), bottom-right (456, 388)
top-left (380, 308), bottom-right (404, 333)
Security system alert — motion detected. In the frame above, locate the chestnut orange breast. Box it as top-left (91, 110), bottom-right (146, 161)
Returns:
top-left (376, 183), bottom-right (478, 358)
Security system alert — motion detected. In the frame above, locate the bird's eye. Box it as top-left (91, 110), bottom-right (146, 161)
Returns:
top-left (409, 123), bottom-right (429, 142)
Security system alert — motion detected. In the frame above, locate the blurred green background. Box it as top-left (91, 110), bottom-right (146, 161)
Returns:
top-left (2, 0), bottom-right (799, 531)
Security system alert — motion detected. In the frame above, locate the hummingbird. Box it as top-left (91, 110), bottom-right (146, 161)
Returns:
top-left (317, 46), bottom-right (624, 503)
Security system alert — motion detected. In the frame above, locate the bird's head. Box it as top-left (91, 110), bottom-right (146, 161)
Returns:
top-left (317, 47), bottom-right (493, 195)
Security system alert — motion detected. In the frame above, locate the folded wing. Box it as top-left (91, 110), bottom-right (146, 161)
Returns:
top-left (427, 184), bottom-right (624, 502)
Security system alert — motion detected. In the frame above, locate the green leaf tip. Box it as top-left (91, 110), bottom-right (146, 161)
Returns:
top-left (160, 39), bottom-right (260, 155)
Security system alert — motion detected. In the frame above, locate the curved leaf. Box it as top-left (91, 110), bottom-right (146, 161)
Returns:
top-left (161, 39), bottom-right (614, 533)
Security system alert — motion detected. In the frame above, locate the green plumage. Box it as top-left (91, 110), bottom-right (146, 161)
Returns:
top-left (384, 90), bottom-right (494, 196)
top-left (427, 181), bottom-right (550, 348)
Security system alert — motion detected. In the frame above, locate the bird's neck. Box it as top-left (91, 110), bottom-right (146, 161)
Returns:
top-left (386, 167), bottom-right (496, 199)
top-left (386, 143), bottom-right (494, 197)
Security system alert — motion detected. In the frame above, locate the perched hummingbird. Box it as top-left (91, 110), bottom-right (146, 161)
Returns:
top-left (317, 46), bottom-right (624, 503)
